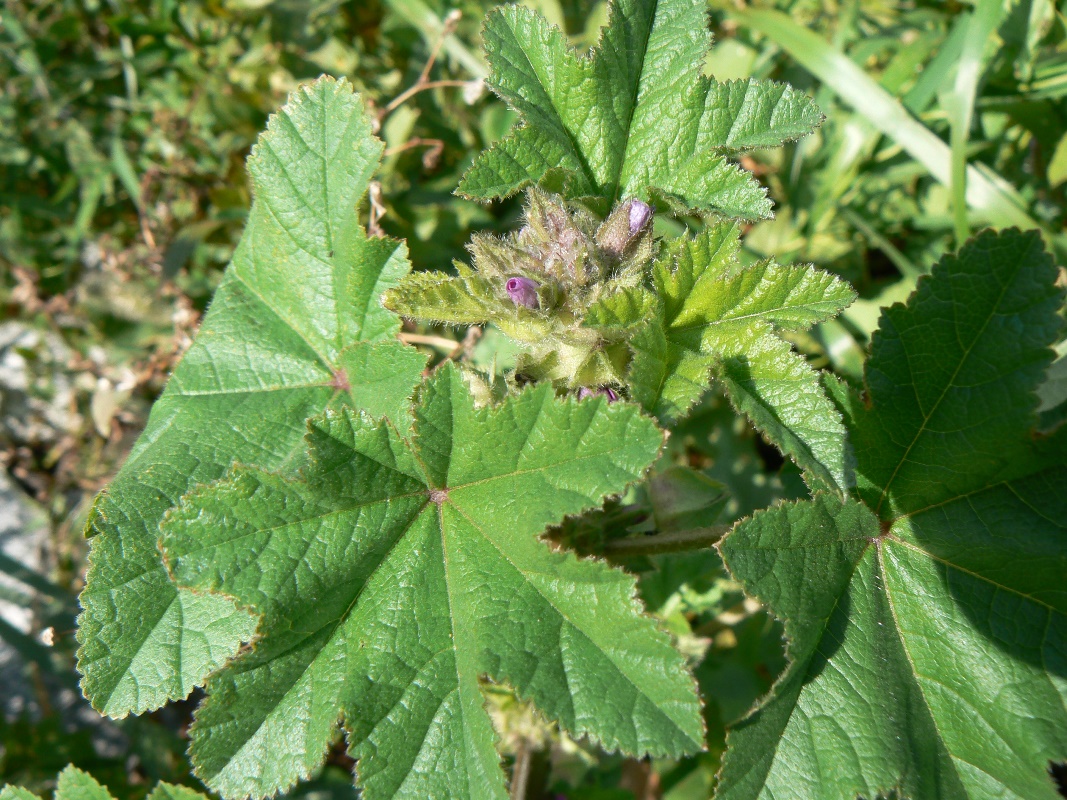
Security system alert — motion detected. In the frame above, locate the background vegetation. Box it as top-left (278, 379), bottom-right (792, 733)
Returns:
top-left (1, 1), bottom-right (1065, 798)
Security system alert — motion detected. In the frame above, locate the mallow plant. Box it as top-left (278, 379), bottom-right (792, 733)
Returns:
top-left (72, 1), bottom-right (1067, 798)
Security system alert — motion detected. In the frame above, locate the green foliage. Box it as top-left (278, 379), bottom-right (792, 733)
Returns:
top-left (159, 365), bottom-right (702, 800)
top-left (718, 229), bottom-right (1067, 800)
top-left (1, 766), bottom-right (207, 800)
top-left (627, 221), bottom-right (855, 493)
top-left (76, 78), bottom-right (426, 718)
top-left (0, 0), bottom-right (496, 296)
top-left (29, 0), bottom-right (1063, 798)
top-left (459, 0), bottom-right (822, 218)
top-left (387, 194), bottom-right (855, 495)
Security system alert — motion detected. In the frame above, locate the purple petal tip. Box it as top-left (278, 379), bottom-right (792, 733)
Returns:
top-left (505, 276), bottom-right (539, 308)
top-left (628, 200), bottom-right (652, 234)
top-left (578, 386), bottom-right (620, 402)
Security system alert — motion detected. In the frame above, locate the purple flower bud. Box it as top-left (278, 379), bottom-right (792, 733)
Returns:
top-left (505, 276), bottom-right (539, 309)
top-left (578, 386), bottom-right (620, 402)
top-left (628, 199), bottom-right (652, 234)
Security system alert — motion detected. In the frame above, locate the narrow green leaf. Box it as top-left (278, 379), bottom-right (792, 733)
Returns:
top-left (944, 0), bottom-right (1008, 245)
top-left (76, 77), bottom-right (427, 718)
top-left (109, 137), bottom-right (142, 212)
top-left (383, 0), bottom-right (486, 78)
top-left (459, 0), bottom-right (822, 218)
top-left (161, 366), bottom-right (703, 800)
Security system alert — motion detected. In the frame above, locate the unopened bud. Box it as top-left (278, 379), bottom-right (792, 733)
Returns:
top-left (505, 276), bottom-right (539, 308)
top-left (596, 198), bottom-right (654, 258)
top-left (628, 200), bottom-right (652, 234)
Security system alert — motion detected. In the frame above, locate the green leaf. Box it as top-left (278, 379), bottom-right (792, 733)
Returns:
top-left (718, 229), bottom-right (1067, 800)
top-left (1, 767), bottom-right (209, 800)
top-left (160, 365), bottom-right (704, 800)
top-left (458, 0), bottom-right (822, 219)
top-left (725, 6), bottom-right (1048, 235)
top-left (51, 769), bottom-right (111, 800)
top-left (628, 306), bottom-right (717, 423)
top-left (76, 77), bottom-right (427, 718)
top-left (629, 223), bottom-right (854, 492)
top-left (715, 328), bottom-right (851, 494)
top-left (382, 272), bottom-right (501, 326)
top-left (584, 287), bottom-right (658, 336)
top-left (851, 228), bottom-right (1062, 517)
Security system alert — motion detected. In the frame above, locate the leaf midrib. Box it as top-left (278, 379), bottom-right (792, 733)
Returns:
top-left (491, 7), bottom-right (598, 193)
top-left (873, 263), bottom-right (1016, 516)
top-left (447, 500), bottom-right (698, 750)
top-left (612, 0), bottom-right (659, 205)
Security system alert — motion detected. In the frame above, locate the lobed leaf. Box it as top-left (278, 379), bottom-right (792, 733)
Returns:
top-left (629, 223), bottom-right (854, 492)
top-left (458, 0), bottom-right (823, 219)
top-left (718, 228), bottom-right (1067, 800)
top-left (850, 228), bottom-right (1063, 517)
top-left (715, 327), bottom-right (851, 493)
top-left (160, 365), bottom-right (704, 800)
top-left (75, 77), bottom-right (427, 717)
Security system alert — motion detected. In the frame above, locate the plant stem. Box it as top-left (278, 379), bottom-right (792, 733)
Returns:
top-left (509, 743), bottom-right (531, 800)
top-left (602, 525), bottom-right (729, 556)
top-left (398, 332), bottom-right (463, 354)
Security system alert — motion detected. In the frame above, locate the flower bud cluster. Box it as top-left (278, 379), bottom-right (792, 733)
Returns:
top-left (467, 189), bottom-right (654, 318)
top-left (462, 189), bottom-right (655, 392)
top-left (384, 188), bottom-right (658, 396)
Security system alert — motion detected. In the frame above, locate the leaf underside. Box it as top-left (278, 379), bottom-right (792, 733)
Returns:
top-left (718, 229), bottom-right (1067, 800)
top-left (76, 77), bottom-right (427, 718)
top-left (161, 365), bottom-right (704, 800)
top-left (458, 0), bottom-right (823, 219)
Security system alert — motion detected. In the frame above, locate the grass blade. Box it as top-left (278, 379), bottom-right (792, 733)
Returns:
top-left (944, 0), bottom-right (1008, 246)
top-left (727, 6), bottom-right (1042, 235)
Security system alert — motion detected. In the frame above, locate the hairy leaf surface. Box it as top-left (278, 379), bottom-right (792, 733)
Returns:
top-left (458, 0), bottom-right (822, 218)
top-left (630, 222), bottom-right (855, 492)
top-left (718, 229), bottom-right (1067, 800)
top-left (160, 365), bottom-right (704, 800)
top-left (76, 78), bottom-right (426, 717)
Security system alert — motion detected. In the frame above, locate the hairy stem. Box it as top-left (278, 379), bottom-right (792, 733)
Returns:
top-left (602, 525), bottom-right (729, 556)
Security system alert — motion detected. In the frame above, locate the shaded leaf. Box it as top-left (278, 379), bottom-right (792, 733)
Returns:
top-left (718, 228), bottom-right (1067, 800)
